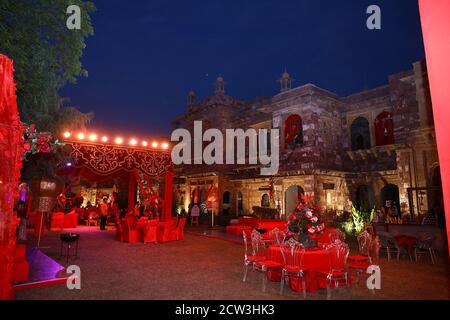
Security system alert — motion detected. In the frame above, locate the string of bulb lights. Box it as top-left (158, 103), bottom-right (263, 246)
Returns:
top-left (62, 131), bottom-right (170, 150)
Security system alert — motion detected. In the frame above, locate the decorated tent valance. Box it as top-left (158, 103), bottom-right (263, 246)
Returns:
top-left (63, 140), bottom-right (173, 177)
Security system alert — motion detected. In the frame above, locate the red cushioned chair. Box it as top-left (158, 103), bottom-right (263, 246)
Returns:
top-left (63, 212), bottom-right (78, 228)
top-left (121, 221), bottom-right (139, 243)
top-left (171, 217), bottom-right (186, 241)
top-left (142, 219), bottom-right (159, 243)
top-left (157, 219), bottom-right (178, 243)
top-left (115, 220), bottom-right (123, 241)
top-left (50, 212), bottom-right (64, 231)
top-left (13, 244), bottom-right (29, 283)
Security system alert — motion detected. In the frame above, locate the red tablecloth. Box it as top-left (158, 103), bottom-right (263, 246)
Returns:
top-left (266, 245), bottom-right (332, 293)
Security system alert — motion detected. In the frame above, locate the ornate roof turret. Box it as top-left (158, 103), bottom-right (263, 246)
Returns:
top-left (277, 68), bottom-right (294, 92)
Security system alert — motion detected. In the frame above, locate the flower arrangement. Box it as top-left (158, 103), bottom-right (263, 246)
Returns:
top-left (287, 193), bottom-right (325, 239)
top-left (22, 124), bottom-right (64, 160)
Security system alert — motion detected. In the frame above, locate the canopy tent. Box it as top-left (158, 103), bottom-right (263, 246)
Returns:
top-left (59, 138), bottom-right (174, 221)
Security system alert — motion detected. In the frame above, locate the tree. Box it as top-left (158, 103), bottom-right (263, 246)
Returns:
top-left (0, 0), bottom-right (95, 133)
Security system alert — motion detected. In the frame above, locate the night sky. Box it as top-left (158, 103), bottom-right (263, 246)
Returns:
top-left (61, 0), bottom-right (425, 138)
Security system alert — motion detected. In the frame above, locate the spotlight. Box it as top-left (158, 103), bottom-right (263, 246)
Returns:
top-left (63, 131), bottom-right (71, 138)
top-left (142, 141), bottom-right (148, 147)
top-left (88, 134), bottom-right (97, 141)
top-left (130, 139), bottom-right (137, 146)
top-left (162, 142), bottom-right (169, 149)
top-left (115, 137), bottom-right (123, 144)
top-left (77, 133), bottom-right (85, 140)
top-left (101, 136), bottom-right (108, 143)
top-left (151, 141), bottom-right (158, 148)
top-left (66, 162), bottom-right (73, 167)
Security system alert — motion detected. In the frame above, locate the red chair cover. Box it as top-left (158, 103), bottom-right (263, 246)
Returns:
top-left (157, 219), bottom-right (178, 243)
top-left (142, 219), bottom-right (159, 243)
top-left (121, 221), bottom-right (139, 243)
top-left (50, 212), bottom-right (64, 231)
top-left (63, 212), bottom-right (78, 228)
top-left (175, 217), bottom-right (187, 240)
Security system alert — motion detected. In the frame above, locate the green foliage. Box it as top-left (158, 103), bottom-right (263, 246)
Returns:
top-left (0, 0), bottom-right (95, 133)
top-left (341, 205), bottom-right (374, 236)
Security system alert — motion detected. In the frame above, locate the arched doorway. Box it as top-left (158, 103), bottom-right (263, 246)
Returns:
top-left (381, 184), bottom-right (400, 215)
top-left (236, 191), bottom-right (243, 216)
top-left (351, 117), bottom-right (371, 150)
top-left (222, 191), bottom-right (231, 215)
top-left (355, 185), bottom-right (375, 211)
top-left (375, 111), bottom-right (394, 146)
top-left (285, 185), bottom-right (305, 218)
top-left (261, 194), bottom-right (270, 207)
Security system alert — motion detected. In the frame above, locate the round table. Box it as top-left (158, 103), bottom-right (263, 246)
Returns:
top-left (266, 244), bottom-right (335, 293)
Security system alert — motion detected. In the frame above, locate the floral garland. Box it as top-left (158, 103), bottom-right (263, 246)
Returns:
top-left (287, 193), bottom-right (325, 239)
top-left (22, 124), bottom-right (64, 161)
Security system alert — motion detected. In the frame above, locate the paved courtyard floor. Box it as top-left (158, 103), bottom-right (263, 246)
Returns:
top-left (16, 226), bottom-right (450, 300)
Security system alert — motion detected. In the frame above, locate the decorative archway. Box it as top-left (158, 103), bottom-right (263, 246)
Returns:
top-left (381, 184), bottom-right (400, 213)
top-left (351, 117), bottom-right (371, 150)
top-left (375, 111), bottom-right (394, 146)
top-left (284, 185), bottom-right (304, 218)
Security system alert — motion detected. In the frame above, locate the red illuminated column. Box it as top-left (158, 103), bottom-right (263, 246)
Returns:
top-left (419, 0), bottom-right (450, 256)
top-left (162, 171), bottom-right (174, 221)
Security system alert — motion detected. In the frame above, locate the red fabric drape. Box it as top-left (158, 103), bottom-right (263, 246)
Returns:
top-left (375, 111), bottom-right (394, 146)
top-left (419, 0), bottom-right (450, 256)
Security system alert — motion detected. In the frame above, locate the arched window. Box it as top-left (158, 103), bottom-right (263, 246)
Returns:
top-left (284, 185), bottom-right (305, 217)
top-left (351, 117), bottom-right (371, 150)
top-left (284, 114), bottom-right (303, 148)
top-left (261, 194), bottom-right (270, 207)
top-left (375, 111), bottom-right (394, 146)
top-left (222, 191), bottom-right (231, 215)
top-left (236, 192), bottom-right (243, 216)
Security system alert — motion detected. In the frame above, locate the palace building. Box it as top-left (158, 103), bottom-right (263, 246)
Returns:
top-left (173, 61), bottom-right (442, 225)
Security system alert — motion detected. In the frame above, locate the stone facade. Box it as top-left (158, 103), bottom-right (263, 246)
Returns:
top-left (173, 61), bottom-right (441, 223)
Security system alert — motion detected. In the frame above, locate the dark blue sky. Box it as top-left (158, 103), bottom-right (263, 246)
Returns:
top-left (61, 0), bottom-right (425, 137)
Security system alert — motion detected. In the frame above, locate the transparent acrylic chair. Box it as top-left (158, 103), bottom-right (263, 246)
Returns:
top-left (414, 234), bottom-right (437, 264)
top-left (349, 236), bottom-right (380, 286)
top-left (268, 227), bottom-right (286, 245)
top-left (252, 230), bottom-right (283, 292)
top-left (317, 241), bottom-right (350, 300)
top-left (377, 231), bottom-right (400, 261)
top-left (348, 231), bottom-right (372, 263)
top-left (242, 230), bottom-right (265, 282)
top-left (279, 238), bottom-right (307, 297)
top-left (328, 229), bottom-right (346, 244)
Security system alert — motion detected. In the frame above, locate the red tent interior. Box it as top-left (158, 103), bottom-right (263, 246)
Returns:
top-left (58, 140), bottom-right (174, 221)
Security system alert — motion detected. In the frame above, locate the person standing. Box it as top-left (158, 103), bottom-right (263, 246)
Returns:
top-left (99, 198), bottom-right (108, 230)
